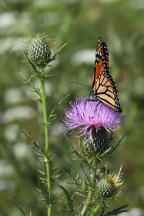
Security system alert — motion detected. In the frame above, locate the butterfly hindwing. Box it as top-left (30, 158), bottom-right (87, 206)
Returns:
top-left (96, 72), bottom-right (121, 112)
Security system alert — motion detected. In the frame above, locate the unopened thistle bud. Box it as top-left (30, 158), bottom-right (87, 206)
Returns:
top-left (27, 35), bottom-right (51, 67)
top-left (97, 172), bottom-right (123, 199)
top-left (83, 127), bottom-right (110, 156)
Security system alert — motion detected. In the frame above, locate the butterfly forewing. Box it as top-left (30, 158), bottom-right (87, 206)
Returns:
top-left (92, 39), bottom-right (109, 89)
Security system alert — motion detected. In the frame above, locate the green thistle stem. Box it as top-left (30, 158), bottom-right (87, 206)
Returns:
top-left (81, 188), bottom-right (92, 216)
top-left (91, 204), bottom-right (101, 216)
top-left (41, 76), bottom-right (51, 216)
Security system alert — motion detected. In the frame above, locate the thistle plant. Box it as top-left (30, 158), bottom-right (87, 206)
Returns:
top-left (64, 99), bottom-right (127, 214)
top-left (19, 34), bottom-right (127, 216)
top-left (20, 34), bottom-right (67, 216)
top-left (25, 35), bottom-right (54, 216)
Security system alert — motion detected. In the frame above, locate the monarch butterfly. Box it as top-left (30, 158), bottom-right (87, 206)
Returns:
top-left (91, 38), bottom-right (122, 112)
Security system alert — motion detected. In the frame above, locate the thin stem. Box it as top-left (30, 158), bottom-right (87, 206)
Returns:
top-left (41, 77), bottom-right (51, 216)
top-left (29, 209), bottom-right (32, 216)
top-left (80, 158), bottom-right (101, 216)
top-left (91, 204), bottom-right (101, 216)
top-left (81, 188), bottom-right (92, 216)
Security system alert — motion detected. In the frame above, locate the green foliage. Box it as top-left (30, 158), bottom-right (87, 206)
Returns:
top-left (58, 185), bottom-right (74, 214)
top-left (104, 204), bottom-right (129, 216)
top-left (10, 199), bottom-right (29, 216)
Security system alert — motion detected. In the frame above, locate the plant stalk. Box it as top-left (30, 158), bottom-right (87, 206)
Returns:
top-left (41, 77), bottom-right (51, 216)
top-left (91, 204), bottom-right (101, 216)
top-left (81, 188), bottom-right (92, 216)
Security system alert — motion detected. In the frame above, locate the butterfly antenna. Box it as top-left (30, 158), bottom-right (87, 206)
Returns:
top-left (98, 37), bottom-right (102, 42)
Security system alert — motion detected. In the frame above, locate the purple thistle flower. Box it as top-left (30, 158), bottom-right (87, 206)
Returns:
top-left (65, 97), bottom-right (122, 139)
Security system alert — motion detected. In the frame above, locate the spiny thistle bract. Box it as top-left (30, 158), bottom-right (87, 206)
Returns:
top-left (97, 172), bottom-right (123, 198)
top-left (27, 35), bottom-right (52, 67)
top-left (83, 127), bottom-right (110, 156)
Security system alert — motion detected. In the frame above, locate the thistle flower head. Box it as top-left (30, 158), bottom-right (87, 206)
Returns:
top-left (97, 170), bottom-right (123, 198)
top-left (27, 34), bottom-right (52, 67)
top-left (105, 172), bottom-right (123, 187)
top-left (65, 97), bottom-right (122, 139)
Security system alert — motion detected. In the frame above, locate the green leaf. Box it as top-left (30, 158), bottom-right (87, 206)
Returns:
top-left (111, 135), bottom-right (125, 153)
top-left (24, 53), bottom-right (41, 74)
top-left (19, 71), bottom-right (41, 97)
top-left (37, 182), bottom-right (50, 205)
top-left (52, 42), bottom-right (67, 60)
top-left (22, 130), bottom-right (44, 153)
top-left (104, 204), bottom-right (129, 216)
top-left (58, 185), bottom-right (74, 214)
top-left (10, 198), bottom-right (28, 216)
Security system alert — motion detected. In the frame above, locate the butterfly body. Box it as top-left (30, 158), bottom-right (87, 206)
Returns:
top-left (91, 38), bottom-right (122, 112)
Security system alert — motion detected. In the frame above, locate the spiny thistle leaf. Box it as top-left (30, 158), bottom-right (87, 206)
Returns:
top-left (99, 135), bottom-right (125, 158)
top-left (22, 130), bottom-right (44, 154)
top-left (21, 51), bottom-right (40, 74)
top-left (48, 93), bottom-right (69, 123)
top-left (64, 167), bottom-right (81, 186)
top-left (38, 170), bottom-right (45, 176)
top-left (37, 182), bottom-right (50, 205)
top-left (110, 135), bottom-right (125, 154)
top-left (48, 113), bottom-right (56, 123)
top-left (10, 198), bottom-right (28, 216)
top-left (58, 185), bottom-right (74, 214)
top-left (51, 42), bottom-right (67, 60)
top-left (19, 71), bottom-right (41, 97)
top-left (50, 168), bottom-right (61, 180)
top-left (104, 204), bottom-right (129, 216)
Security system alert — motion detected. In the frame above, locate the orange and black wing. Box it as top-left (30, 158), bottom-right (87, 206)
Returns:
top-left (91, 38), bottom-right (122, 112)
top-left (92, 38), bottom-right (109, 91)
top-left (95, 72), bottom-right (122, 112)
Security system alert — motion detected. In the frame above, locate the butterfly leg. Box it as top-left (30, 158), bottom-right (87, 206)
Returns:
top-left (87, 98), bottom-right (97, 102)
top-left (95, 100), bottom-right (100, 107)
top-left (87, 94), bottom-right (97, 102)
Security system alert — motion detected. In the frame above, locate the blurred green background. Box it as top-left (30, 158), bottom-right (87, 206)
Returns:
top-left (0, 0), bottom-right (144, 215)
